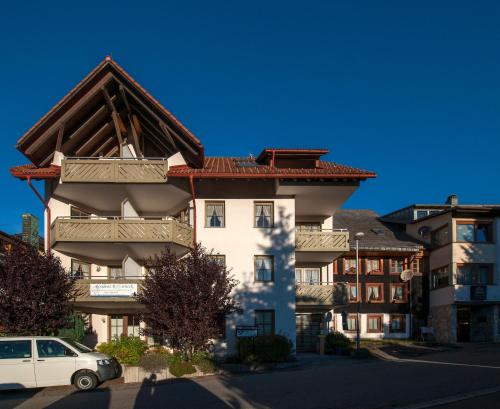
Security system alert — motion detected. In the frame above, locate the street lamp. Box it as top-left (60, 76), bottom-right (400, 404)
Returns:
top-left (354, 232), bottom-right (364, 351)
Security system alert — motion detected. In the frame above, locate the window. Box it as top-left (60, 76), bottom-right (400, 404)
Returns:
top-left (205, 201), bottom-right (225, 228)
top-left (431, 225), bottom-right (450, 247)
top-left (416, 210), bottom-right (429, 219)
top-left (255, 256), bottom-right (274, 282)
top-left (110, 315), bottom-right (124, 339)
top-left (390, 315), bottom-right (406, 333)
top-left (209, 254), bottom-right (226, 267)
top-left (70, 206), bottom-right (90, 219)
top-left (176, 207), bottom-right (190, 225)
top-left (255, 310), bottom-right (274, 335)
top-left (0, 340), bottom-right (31, 359)
top-left (457, 264), bottom-right (493, 285)
top-left (295, 268), bottom-right (320, 284)
top-left (344, 258), bottom-right (357, 274)
top-left (348, 283), bottom-right (359, 302)
top-left (390, 283), bottom-right (407, 302)
top-left (366, 283), bottom-right (384, 302)
top-left (431, 266), bottom-right (450, 289)
top-left (346, 315), bottom-right (358, 331)
top-left (71, 259), bottom-right (90, 279)
top-left (366, 258), bottom-right (382, 274)
top-left (126, 315), bottom-right (141, 337)
top-left (109, 266), bottom-right (123, 279)
top-left (390, 259), bottom-right (404, 274)
top-left (367, 315), bottom-right (383, 333)
top-left (411, 258), bottom-right (424, 274)
top-left (36, 340), bottom-right (75, 358)
top-left (296, 222), bottom-right (321, 232)
top-left (254, 202), bottom-right (273, 228)
top-left (457, 222), bottom-right (492, 243)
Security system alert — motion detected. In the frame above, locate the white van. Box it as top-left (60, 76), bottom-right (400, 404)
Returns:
top-left (0, 336), bottom-right (120, 391)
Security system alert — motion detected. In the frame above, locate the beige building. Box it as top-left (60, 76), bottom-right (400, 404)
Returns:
top-left (383, 196), bottom-right (500, 343)
top-left (10, 57), bottom-right (375, 354)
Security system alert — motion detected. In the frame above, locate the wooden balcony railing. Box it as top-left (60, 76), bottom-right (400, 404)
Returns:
top-left (51, 217), bottom-right (193, 248)
top-left (295, 282), bottom-right (349, 307)
top-left (295, 230), bottom-right (349, 252)
top-left (61, 157), bottom-right (168, 183)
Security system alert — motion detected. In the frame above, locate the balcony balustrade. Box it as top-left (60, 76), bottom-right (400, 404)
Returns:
top-left (61, 157), bottom-right (168, 183)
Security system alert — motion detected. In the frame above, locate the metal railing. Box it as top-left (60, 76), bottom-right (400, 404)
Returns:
top-left (61, 157), bottom-right (168, 183)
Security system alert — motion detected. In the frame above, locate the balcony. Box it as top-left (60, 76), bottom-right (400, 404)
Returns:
top-left (295, 282), bottom-right (349, 309)
top-left (61, 157), bottom-right (168, 183)
top-left (295, 229), bottom-right (349, 263)
top-left (73, 278), bottom-right (143, 313)
top-left (51, 217), bottom-right (193, 261)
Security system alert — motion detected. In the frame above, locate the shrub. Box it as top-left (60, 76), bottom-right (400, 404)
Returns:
top-left (237, 335), bottom-right (293, 363)
top-left (96, 336), bottom-right (148, 365)
top-left (191, 351), bottom-right (218, 373)
top-left (139, 349), bottom-right (170, 372)
top-left (325, 331), bottom-right (353, 355)
top-left (169, 361), bottom-right (196, 377)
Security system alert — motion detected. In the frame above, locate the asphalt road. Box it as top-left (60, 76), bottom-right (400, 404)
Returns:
top-left (2, 346), bottom-right (500, 409)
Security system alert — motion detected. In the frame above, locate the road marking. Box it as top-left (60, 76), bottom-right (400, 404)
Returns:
top-left (395, 385), bottom-right (500, 409)
top-left (370, 347), bottom-right (500, 370)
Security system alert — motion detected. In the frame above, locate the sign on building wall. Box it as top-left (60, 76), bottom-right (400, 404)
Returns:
top-left (236, 326), bottom-right (258, 338)
top-left (90, 283), bottom-right (138, 297)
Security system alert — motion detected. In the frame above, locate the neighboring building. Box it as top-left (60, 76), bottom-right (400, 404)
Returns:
top-left (0, 230), bottom-right (17, 258)
top-left (21, 213), bottom-right (39, 247)
top-left (10, 57), bottom-right (375, 354)
top-left (382, 196), bottom-right (500, 343)
top-left (327, 210), bottom-right (426, 342)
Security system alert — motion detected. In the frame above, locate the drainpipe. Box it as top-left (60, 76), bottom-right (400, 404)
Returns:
top-left (26, 176), bottom-right (51, 253)
top-left (189, 175), bottom-right (197, 245)
top-left (271, 149), bottom-right (276, 168)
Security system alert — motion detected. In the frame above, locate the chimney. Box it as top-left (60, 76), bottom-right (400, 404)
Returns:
top-left (446, 194), bottom-right (458, 206)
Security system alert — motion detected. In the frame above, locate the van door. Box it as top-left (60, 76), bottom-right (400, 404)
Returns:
top-left (34, 339), bottom-right (77, 387)
top-left (0, 339), bottom-right (36, 390)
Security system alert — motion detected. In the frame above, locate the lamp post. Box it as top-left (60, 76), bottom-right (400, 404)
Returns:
top-left (354, 232), bottom-right (365, 351)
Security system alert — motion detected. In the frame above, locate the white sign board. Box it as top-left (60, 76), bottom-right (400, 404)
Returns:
top-left (90, 283), bottom-right (138, 297)
top-left (236, 327), bottom-right (258, 338)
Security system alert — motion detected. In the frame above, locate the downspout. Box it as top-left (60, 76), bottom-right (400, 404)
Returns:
top-left (26, 176), bottom-right (51, 253)
top-left (271, 149), bottom-right (276, 168)
top-left (189, 175), bottom-right (197, 245)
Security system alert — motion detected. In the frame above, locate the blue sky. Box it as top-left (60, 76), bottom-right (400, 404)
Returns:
top-left (1, 1), bottom-right (499, 234)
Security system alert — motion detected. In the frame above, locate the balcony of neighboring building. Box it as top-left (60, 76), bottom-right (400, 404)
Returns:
top-left (51, 216), bottom-right (193, 262)
top-left (295, 223), bottom-right (349, 263)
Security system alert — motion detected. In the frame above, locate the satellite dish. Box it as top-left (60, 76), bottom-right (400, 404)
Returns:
top-left (400, 269), bottom-right (415, 282)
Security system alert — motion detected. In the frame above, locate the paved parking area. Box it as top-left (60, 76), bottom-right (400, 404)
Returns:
top-left (1, 344), bottom-right (499, 409)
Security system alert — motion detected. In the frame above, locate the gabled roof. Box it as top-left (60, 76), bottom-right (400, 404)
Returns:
top-left (167, 156), bottom-right (376, 179)
top-left (16, 56), bottom-right (204, 168)
top-left (332, 210), bottom-right (425, 252)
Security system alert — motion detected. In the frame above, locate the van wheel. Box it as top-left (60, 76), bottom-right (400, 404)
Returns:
top-left (74, 372), bottom-right (98, 391)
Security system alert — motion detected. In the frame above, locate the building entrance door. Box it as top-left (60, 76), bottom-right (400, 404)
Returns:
top-left (296, 313), bottom-right (323, 352)
top-left (457, 307), bottom-right (471, 342)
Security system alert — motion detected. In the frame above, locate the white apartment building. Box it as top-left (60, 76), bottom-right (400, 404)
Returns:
top-left (11, 57), bottom-right (375, 354)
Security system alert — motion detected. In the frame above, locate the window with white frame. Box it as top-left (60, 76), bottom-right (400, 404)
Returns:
top-left (71, 259), bottom-right (90, 279)
top-left (367, 315), bottom-right (383, 332)
top-left (390, 283), bottom-right (407, 302)
top-left (295, 268), bottom-right (320, 284)
top-left (344, 258), bottom-right (357, 274)
top-left (254, 202), bottom-right (273, 228)
top-left (205, 201), bottom-right (225, 228)
top-left (366, 258), bottom-right (381, 274)
top-left (255, 256), bottom-right (274, 282)
top-left (366, 283), bottom-right (384, 302)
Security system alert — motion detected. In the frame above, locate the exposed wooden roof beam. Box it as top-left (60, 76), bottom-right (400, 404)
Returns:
top-left (127, 114), bottom-right (142, 157)
top-left (117, 81), bottom-right (199, 158)
top-left (119, 85), bottom-right (131, 113)
top-left (105, 145), bottom-right (119, 157)
top-left (139, 121), bottom-right (172, 154)
top-left (76, 122), bottom-right (113, 156)
top-left (91, 136), bottom-right (116, 157)
top-left (61, 104), bottom-right (110, 154)
top-left (131, 109), bottom-right (176, 153)
top-left (55, 123), bottom-right (65, 152)
top-left (25, 72), bottom-right (115, 156)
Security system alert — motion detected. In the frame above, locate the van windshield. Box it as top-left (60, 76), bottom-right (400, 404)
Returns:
top-left (61, 338), bottom-right (93, 353)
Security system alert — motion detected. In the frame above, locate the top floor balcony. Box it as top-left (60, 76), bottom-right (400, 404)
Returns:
top-left (61, 157), bottom-right (168, 183)
top-left (295, 229), bottom-right (349, 263)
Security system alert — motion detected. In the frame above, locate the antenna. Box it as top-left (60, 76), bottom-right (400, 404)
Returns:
top-left (400, 269), bottom-right (415, 282)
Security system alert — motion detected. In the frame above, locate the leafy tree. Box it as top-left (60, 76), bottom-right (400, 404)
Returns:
top-left (138, 245), bottom-right (237, 359)
top-left (0, 244), bottom-right (79, 335)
